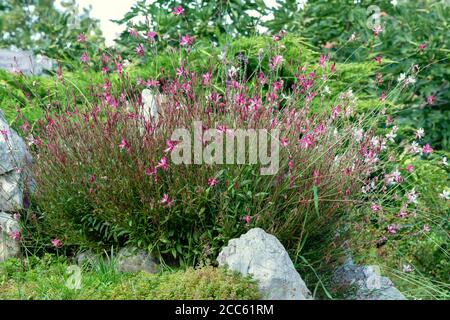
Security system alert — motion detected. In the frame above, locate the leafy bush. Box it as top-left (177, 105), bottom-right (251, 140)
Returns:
top-left (96, 266), bottom-right (260, 300)
top-left (268, 0), bottom-right (450, 150)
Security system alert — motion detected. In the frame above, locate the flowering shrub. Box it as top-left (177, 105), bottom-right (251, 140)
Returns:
top-left (24, 39), bottom-right (383, 269)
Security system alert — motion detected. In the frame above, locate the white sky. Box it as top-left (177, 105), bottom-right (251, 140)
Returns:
top-left (56, 0), bottom-right (282, 46)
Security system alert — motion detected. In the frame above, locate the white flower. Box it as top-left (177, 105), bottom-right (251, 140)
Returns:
top-left (391, 0), bottom-right (398, 6)
top-left (228, 66), bottom-right (239, 78)
top-left (440, 190), bottom-right (450, 200)
top-left (397, 73), bottom-right (406, 82)
top-left (442, 157), bottom-right (448, 166)
top-left (353, 128), bottom-right (364, 142)
top-left (218, 50), bottom-right (227, 61)
top-left (416, 128), bottom-right (425, 139)
top-left (402, 264), bottom-right (412, 272)
top-left (323, 85), bottom-right (331, 95)
top-left (386, 169), bottom-right (401, 185)
top-left (405, 76), bottom-right (416, 85)
top-left (406, 188), bottom-right (418, 204)
top-left (371, 136), bottom-right (380, 148)
top-left (386, 126), bottom-right (398, 143)
top-left (409, 141), bottom-right (420, 155)
top-left (122, 59), bottom-right (130, 68)
top-left (349, 33), bottom-right (357, 42)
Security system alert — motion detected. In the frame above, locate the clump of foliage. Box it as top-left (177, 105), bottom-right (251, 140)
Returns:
top-left (100, 266), bottom-right (260, 300)
top-left (267, 0), bottom-right (450, 150)
top-left (113, 0), bottom-right (268, 52)
top-left (0, 0), bottom-right (104, 60)
top-left (0, 255), bottom-right (259, 300)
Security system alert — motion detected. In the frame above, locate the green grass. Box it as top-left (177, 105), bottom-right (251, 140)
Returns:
top-left (0, 254), bottom-right (260, 300)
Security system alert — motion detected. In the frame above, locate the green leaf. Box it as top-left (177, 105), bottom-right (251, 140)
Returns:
top-left (312, 185), bottom-right (319, 217)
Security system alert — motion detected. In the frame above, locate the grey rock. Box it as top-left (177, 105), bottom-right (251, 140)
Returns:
top-left (0, 49), bottom-right (54, 75)
top-left (217, 228), bottom-right (312, 300)
top-left (75, 250), bottom-right (97, 267)
top-left (116, 247), bottom-right (158, 274)
top-left (0, 110), bottom-right (33, 211)
top-left (333, 257), bottom-right (406, 300)
top-left (0, 211), bottom-right (20, 262)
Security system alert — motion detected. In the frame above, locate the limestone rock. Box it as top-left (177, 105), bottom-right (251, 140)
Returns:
top-left (0, 49), bottom-right (54, 75)
top-left (333, 257), bottom-right (406, 300)
top-left (0, 110), bottom-right (33, 211)
top-left (217, 228), bottom-right (312, 300)
top-left (0, 212), bottom-right (20, 262)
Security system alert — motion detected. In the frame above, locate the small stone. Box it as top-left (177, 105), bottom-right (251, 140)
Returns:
top-left (116, 247), bottom-right (158, 274)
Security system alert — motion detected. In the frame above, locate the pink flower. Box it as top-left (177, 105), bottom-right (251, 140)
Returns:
top-left (128, 28), bottom-right (139, 38)
top-left (147, 31), bottom-right (157, 40)
top-left (373, 55), bottom-right (382, 64)
top-left (313, 169), bottom-right (320, 185)
top-left (331, 105), bottom-right (341, 120)
top-left (172, 5), bottom-right (184, 16)
top-left (80, 52), bottom-right (89, 63)
top-left (164, 140), bottom-right (177, 153)
top-left (371, 204), bottom-right (381, 212)
top-left (426, 95), bottom-right (436, 105)
top-left (387, 224), bottom-right (397, 234)
top-left (418, 42), bottom-right (427, 51)
top-left (146, 79), bottom-right (160, 87)
top-left (89, 174), bottom-right (97, 184)
top-left (1, 129), bottom-right (9, 139)
top-left (202, 72), bottom-right (212, 85)
top-left (103, 80), bottom-right (111, 91)
top-left (422, 224), bottom-right (430, 232)
top-left (160, 193), bottom-right (173, 206)
top-left (51, 238), bottom-right (62, 248)
top-left (299, 134), bottom-right (315, 149)
top-left (208, 178), bottom-right (217, 187)
top-left (119, 138), bottom-right (129, 150)
top-left (243, 215), bottom-right (251, 224)
top-left (269, 55), bottom-right (283, 70)
top-left (372, 25), bottom-right (383, 36)
top-left (415, 128), bottom-right (425, 139)
top-left (135, 44), bottom-right (144, 57)
top-left (422, 144), bottom-right (433, 155)
top-left (115, 63), bottom-right (123, 75)
top-left (145, 167), bottom-right (156, 176)
top-left (156, 156), bottom-right (169, 170)
top-left (280, 138), bottom-right (289, 147)
top-left (330, 62), bottom-right (336, 73)
top-left (398, 208), bottom-right (408, 218)
top-left (77, 33), bottom-right (86, 43)
top-left (288, 159), bottom-right (294, 171)
top-left (319, 54), bottom-right (327, 67)
top-left (405, 164), bottom-right (414, 172)
top-left (180, 35), bottom-right (193, 47)
top-left (100, 53), bottom-right (109, 64)
top-left (9, 231), bottom-right (20, 240)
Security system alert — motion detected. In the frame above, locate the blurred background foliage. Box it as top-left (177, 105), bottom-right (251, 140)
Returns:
top-left (0, 0), bottom-right (105, 60)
